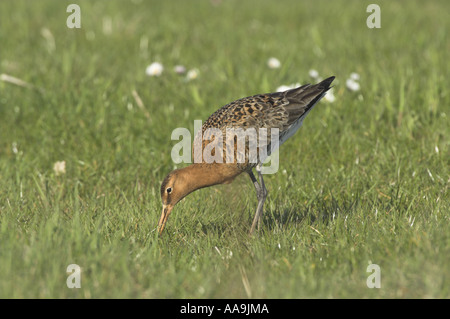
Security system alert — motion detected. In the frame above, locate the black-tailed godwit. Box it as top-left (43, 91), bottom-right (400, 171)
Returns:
top-left (158, 76), bottom-right (335, 234)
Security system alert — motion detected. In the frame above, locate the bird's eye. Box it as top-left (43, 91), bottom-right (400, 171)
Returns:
top-left (166, 187), bottom-right (172, 194)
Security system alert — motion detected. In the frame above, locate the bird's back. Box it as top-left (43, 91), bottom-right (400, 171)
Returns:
top-left (193, 76), bottom-right (335, 170)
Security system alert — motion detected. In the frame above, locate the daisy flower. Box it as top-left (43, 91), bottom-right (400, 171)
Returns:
top-left (309, 69), bottom-right (319, 79)
top-left (346, 78), bottom-right (360, 92)
top-left (186, 68), bottom-right (199, 80)
top-left (349, 72), bottom-right (360, 81)
top-left (174, 65), bottom-right (186, 74)
top-left (53, 161), bottom-right (66, 176)
top-left (276, 83), bottom-right (301, 92)
top-left (267, 57), bottom-right (281, 69)
top-left (324, 88), bottom-right (336, 103)
top-left (145, 62), bottom-right (164, 76)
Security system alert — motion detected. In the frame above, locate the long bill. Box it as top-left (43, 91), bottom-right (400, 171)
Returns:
top-left (158, 204), bottom-right (173, 235)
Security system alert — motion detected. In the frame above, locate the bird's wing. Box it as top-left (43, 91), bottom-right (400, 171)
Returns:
top-left (194, 76), bottom-right (335, 165)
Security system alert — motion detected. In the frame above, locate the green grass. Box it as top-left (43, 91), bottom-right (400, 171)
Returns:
top-left (0, 0), bottom-right (448, 298)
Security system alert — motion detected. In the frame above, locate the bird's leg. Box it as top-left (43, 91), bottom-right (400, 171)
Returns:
top-left (255, 164), bottom-right (268, 231)
top-left (248, 164), bottom-right (268, 234)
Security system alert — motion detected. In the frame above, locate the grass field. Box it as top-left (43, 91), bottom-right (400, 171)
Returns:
top-left (0, 0), bottom-right (448, 298)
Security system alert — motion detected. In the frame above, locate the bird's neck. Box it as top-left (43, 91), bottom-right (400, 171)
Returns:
top-left (179, 163), bottom-right (239, 192)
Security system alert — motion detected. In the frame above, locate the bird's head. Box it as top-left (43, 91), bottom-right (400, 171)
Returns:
top-left (158, 164), bottom-right (224, 235)
top-left (158, 168), bottom-right (192, 235)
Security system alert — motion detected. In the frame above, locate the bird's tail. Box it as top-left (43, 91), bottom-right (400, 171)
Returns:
top-left (283, 76), bottom-right (335, 123)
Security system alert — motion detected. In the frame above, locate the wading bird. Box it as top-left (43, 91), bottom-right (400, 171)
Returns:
top-left (158, 76), bottom-right (335, 235)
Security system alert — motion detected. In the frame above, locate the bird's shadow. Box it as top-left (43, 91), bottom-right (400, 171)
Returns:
top-left (261, 195), bottom-right (359, 230)
top-left (261, 193), bottom-right (360, 231)
top-left (196, 193), bottom-right (360, 235)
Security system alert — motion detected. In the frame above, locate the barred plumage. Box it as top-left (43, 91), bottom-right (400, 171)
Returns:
top-left (158, 76), bottom-right (335, 235)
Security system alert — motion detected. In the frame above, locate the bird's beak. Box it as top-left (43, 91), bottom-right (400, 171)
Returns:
top-left (158, 204), bottom-right (173, 235)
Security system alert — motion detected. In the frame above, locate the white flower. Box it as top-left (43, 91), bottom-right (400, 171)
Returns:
top-left (174, 65), bottom-right (186, 74)
top-left (267, 57), bottom-right (281, 69)
top-left (309, 69), bottom-right (319, 79)
top-left (53, 161), bottom-right (66, 176)
top-left (145, 62), bottom-right (164, 76)
top-left (225, 249), bottom-right (233, 259)
top-left (324, 88), bottom-right (336, 103)
top-left (350, 72), bottom-right (360, 81)
top-left (276, 85), bottom-right (292, 92)
top-left (276, 83), bottom-right (301, 92)
top-left (12, 142), bottom-right (18, 154)
top-left (346, 78), bottom-right (360, 92)
top-left (186, 68), bottom-right (199, 80)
